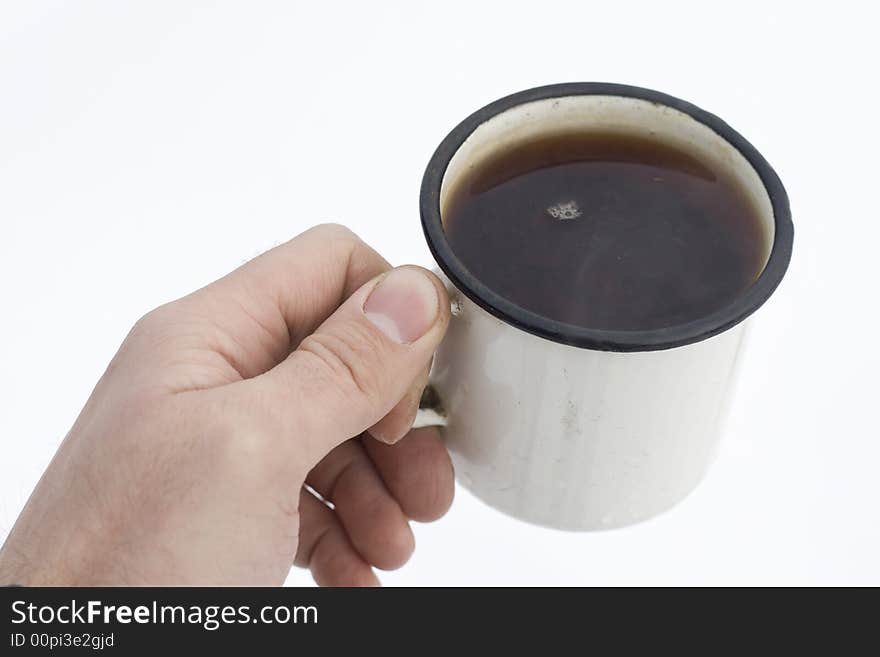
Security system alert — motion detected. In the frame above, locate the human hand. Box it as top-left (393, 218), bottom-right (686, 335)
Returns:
top-left (0, 224), bottom-right (453, 586)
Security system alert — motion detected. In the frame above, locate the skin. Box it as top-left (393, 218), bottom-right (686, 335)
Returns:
top-left (0, 224), bottom-right (454, 586)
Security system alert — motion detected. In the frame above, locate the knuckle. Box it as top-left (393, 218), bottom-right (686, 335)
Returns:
top-left (128, 308), bottom-right (162, 339)
top-left (297, 323), bottom-right (387, 407)
top-left (413, 467), bottom-right (454, 521)
top-left (224, 417), bottom-right (296, 490)
top-left (190, 390), bottom-right (289, 482)
top-left (127, 301), bottom-right (182, 342)
top-left (310, 222), bottom-right (360, 244)
top-left (372, 520), bottom-right (414, 569)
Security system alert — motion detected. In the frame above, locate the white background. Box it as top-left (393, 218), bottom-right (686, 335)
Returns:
top-left (1, 1), bottom-right (877, 586)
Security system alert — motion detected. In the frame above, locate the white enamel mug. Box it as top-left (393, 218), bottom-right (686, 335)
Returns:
top-left (416, 83), bottom-right (793, 531)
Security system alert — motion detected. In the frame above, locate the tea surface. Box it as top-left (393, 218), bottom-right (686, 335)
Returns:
top-left (443, 132), bottom-right (766, 330)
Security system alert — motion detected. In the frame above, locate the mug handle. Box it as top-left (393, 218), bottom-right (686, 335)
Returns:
top-left (413, 385), bottom-right (448, 428)
top-left (411, 268), bottom-right (459, 429)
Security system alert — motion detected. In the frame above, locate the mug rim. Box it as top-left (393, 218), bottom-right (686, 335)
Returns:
top-left (419, 82), bottom-right (793, 352)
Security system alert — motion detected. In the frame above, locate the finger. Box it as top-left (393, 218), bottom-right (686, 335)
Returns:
top-left (367, 361), bottom-right (431, 445)
top-left (246, 265), bottom-right (450, 467)
top-left (306, 440), bottom-right (415, 571)
top-left (170, 224), bottom-right (391, 378)
top-left (295, 487), bottom-right (380, 587)
top-left (362, 427), bottom-right (455, 522)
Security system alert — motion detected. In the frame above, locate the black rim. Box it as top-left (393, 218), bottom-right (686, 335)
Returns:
top-left (419, 82), bottom-right (793, 352)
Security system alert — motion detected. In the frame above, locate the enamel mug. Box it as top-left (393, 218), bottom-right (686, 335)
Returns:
top-left (415, 83), bottom-right (793, 531)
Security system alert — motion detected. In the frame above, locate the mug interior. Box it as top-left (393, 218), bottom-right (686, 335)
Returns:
top-left (439, 95), bottom-right (775, 273)
top-left (420, 83), bottom-right (793, 352)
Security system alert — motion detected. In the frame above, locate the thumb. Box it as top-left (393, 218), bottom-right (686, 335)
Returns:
top-left (248, 265), bottom-right (449, 467)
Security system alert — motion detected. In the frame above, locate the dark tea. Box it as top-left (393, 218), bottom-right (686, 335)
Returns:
top-left (443, 131), bottom-right (767, 331)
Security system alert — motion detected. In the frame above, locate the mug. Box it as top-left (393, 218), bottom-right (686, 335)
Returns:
top-left (414, 83), bottom-right (793, 531)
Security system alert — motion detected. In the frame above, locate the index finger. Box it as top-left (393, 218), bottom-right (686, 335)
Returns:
top-left (182, 223), bottom-right (391, 377)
